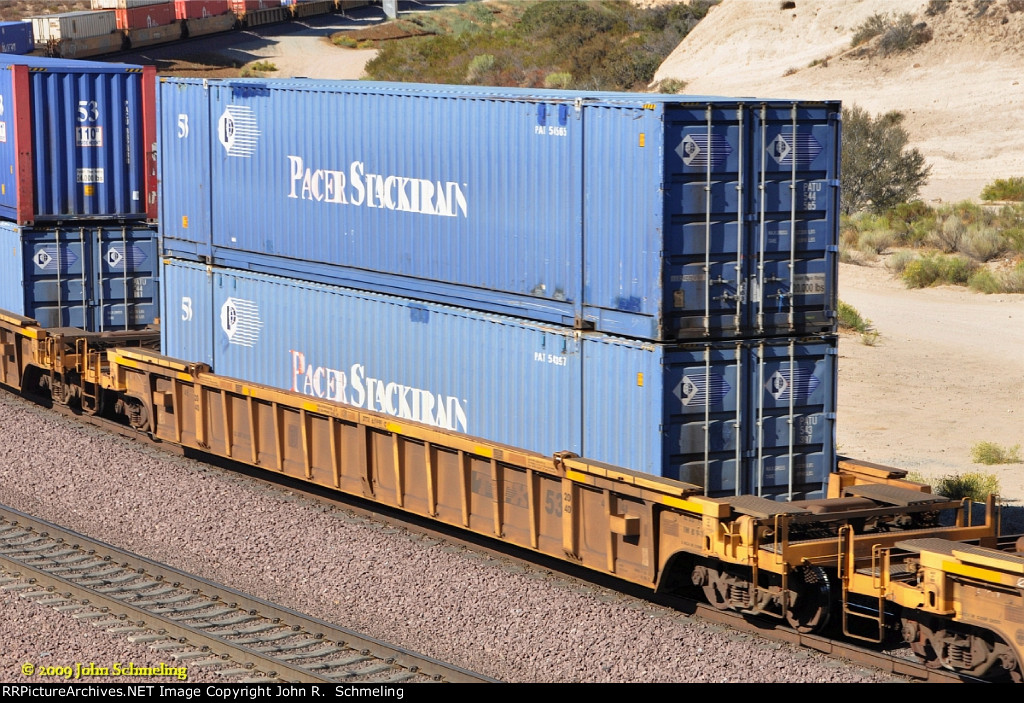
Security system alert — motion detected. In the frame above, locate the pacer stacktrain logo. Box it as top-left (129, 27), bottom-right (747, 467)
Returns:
top-left (218, 105), bottom-right (260, 158)
top-left (289, 350), bottom-right (468, 434)
top-left (679, 373), bottom-right (731, 407)
top-left (766, 367), bottom-right (820, 402)
top-left (767, 127), bottom-right (822, 167)
top-left (33, 246), bottom-right (77, 272)
top-left (220, 297), bottom-right (263, 347)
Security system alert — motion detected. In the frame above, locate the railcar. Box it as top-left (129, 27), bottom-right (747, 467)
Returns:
top-left (0, 310), bottom-right (1021, 682)
top-left (31, 0), bottom-right (371, 58)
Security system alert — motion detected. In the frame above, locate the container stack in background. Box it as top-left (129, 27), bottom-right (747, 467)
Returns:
top-left (157, 80), bottom-right (840, 500)
top-left (0, 56), bottom-right (159, 331)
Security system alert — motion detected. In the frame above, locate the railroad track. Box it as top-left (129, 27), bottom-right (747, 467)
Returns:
top-left (0, 502), bottom-right (496, 684)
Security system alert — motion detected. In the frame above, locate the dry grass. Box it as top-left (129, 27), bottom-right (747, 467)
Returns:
top-left (0, 2), bottom-right (91, 21)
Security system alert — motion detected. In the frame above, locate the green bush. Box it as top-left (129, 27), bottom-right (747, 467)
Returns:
top-left (900, 253), bottom-right (977, 288)
top-left (851, 13), bottom-right (931, 55)
top-left (981, 177), bottom-right (1024, 202)
top-left (968, 262), bottom-right (1024, 294)
top-left (465, 53), bottom-right (495, 82)
top-left (841, 106), bottom-right (930, 215)
top-left (850, 12), bottom-right (890, 47)
top-left (971, 442), bottom-right (1022, 465)
top-left (934, 472), bottom-right (1001, 501)
top-left (364, 0), bottom-right (714, 91)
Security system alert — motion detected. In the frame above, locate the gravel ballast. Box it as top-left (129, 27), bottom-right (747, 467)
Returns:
top-left (0, 392), bottom-right (908, 684)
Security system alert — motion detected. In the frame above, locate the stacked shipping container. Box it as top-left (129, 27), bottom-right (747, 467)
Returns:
top-left (0, 56), bottom-right (159, 331)
top-left (158, 79), bottom-right (841, 499)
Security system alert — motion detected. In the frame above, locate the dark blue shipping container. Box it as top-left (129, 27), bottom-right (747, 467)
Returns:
top-left (0, 23), bottom-right (33, 55)
top-left (0, 220), bottom-right (159, 330)
top-left (157, 79), bottom-right (839, 342)
top-left (161, 258), bottom-right (836, 499)
top-left (0, 56), bottom-right (157, 225)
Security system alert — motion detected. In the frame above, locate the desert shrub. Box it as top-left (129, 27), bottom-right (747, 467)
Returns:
top-left (885, 201), bottom-right (935, 246)
top-left (850, 12), bottom-right (890, 47)
top-left (928, 214), bottom-right (966, 252)
top-left (981, 176), bottom-right (1024, 202)
top-left (877, 15), bottom-right (932, 56)
top-left (1009, 0), bottom-right (1024, 13)
top-left (543, 71), bottom-right (573, 89)
top-left (973, 0), bottom-right (994, 17)
top-left (934, 471), bottom-right (1002, 501)
top-left (900, 253), bottom-right (977, 287)
top-left (841, 106), bottom-right (930, 214)
top-left (885, 250), bottom-right (917, 274)
top-left (240, 61), bottom-right (277, 77)
top-left (971, 442), bottom-right (1022, 465)
top-left (851, 12), bottom-right (931, 55)
top-left (837, 301), bottom-right (879, 344)
top-left (465, 53), bottom-right (495, 82)
top-left (968, 261), bottom-right (1024, 293)
top-left (925, 0), bottom-right (950, 15)
top-left (655, 78), bottom-right (687, 94)
top-left (959, 225), bottom-right (1006, 262)
top-left (333, 35), bottom-right (358, 48)
top-left (859, 228), bottom-right (897, 255)
top-left (365, 0), bottom-right (713, 90)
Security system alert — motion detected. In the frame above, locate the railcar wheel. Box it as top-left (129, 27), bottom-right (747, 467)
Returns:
top-left (785, 565), bottom-right (832, 633)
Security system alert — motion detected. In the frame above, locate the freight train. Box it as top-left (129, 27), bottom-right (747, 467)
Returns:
top-left (13, 1), bottom-right (370, 59)
top-left (0, 61), bottom-right (1021, 682)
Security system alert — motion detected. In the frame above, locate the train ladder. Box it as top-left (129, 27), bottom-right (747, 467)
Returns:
top-left (74, 337), bottom-right (99, 414)
top-left (838, 525), bottom-right (889, 643)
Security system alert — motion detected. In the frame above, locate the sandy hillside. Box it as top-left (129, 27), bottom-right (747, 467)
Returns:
top-left (654, 0), bottom-right (1024, 504)
top-left (655, 0), bottom-right (1024, 204)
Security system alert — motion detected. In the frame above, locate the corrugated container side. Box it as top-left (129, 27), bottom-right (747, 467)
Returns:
top-left (159, 79), bottom-right (838, 341)
top-left (175, 1), bottom-right (232, 19)
top-left (161, 80), bottom-right (585, 325)
top-left (115, 3), bottom-right (176, 29)
top-left (157, 78), bottom-right (214, 255)
top-left (162, 259), bottom-right (835, 497)
top-left (29, 12), bottom-right (118, 43)
top-left (161, 258), bottom-right (585, 457)
top-left (0, 23), bottom-right (34, 55)
top-left (0, 221), bottom-right (159, 331)
top-left (0, 58), bottom-right (156, 224)
top-left (93, 1), bottom-right (169, 8)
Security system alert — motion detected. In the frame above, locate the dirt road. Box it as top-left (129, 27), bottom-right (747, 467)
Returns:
top-left (837, 261), bottom-right (1024, 502)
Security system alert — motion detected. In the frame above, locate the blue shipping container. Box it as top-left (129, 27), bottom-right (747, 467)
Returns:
top-left (0, 56), bottom-right (157, 225)
top-left (158, 79), bottom-right (839, 342)
top-left (161, 258), bottom-right (835, 499)
top-left (0, 221), bottom-right (159, 330)
top-left (0, 23), bottom-right (33, 55)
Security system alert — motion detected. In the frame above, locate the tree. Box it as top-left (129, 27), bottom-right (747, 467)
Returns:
top-left (841, 105), bottom-right (931, 214)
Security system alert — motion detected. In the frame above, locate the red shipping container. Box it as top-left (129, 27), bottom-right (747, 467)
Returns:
top-left (115, 2), bottom-right (176, 29)
top-left (229, 1), bottom-right (283, 12)
top-left (175, 1), bottom-right (231, 19)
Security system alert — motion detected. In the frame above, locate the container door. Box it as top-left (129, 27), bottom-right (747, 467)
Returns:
top-left (23, 227), bottom-right (91, 329)
top-left (94, 225), bottom-right (159, 331)
top-left (746, 337), bottom-right (837, 501)
top-left (748, 104), bottom-right (840, 337)
top-left (661, 104), bottom-right (748, 340)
